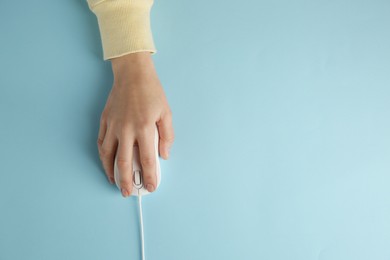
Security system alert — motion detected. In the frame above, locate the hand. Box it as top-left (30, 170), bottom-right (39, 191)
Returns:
top-left (97, 52), bottom-right (174, 197)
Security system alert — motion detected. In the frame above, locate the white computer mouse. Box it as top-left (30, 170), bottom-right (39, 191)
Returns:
top-left (113, 127), bottom-right (161, 196)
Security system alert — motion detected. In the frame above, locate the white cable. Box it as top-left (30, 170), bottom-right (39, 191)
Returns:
top-left (138, 191), bottom-right (145, 260)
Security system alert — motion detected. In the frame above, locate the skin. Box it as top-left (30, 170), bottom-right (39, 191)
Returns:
top-left (97, 52), bottom-right (174, 197)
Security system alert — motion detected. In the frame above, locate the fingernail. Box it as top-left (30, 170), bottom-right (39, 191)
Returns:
top-left (121, 188), bottom-right (129, 197)
top-left (146, 184), bottom-right (155, 192)
top-left (109, 178), bottom-right (115, 185)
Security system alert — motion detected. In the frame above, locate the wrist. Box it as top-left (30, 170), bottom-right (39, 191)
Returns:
top-left (111, 52), bottom-right (156, 85)
top-left (111, 52), bottom-right (153, 70)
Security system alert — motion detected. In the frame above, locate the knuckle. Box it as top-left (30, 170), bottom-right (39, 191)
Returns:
top-left (143, 174), bottom-right (155, 183)
top-left (116, 158), bottom-right (131, 170)
top-left (99, 148), bottom-right (111, 158)
top-left (97, 138), bottom-right (104, 146)
top-left (141, 157), bottom-right (155, 167)
top-left (121, 122), bottom-right (132, 131)
top-left (118, 124), bottom-right (133, 138)
top-left (106, 173), bottom-right (114, 180)
top-left (137, 119), bottom-right (153, 133)
top-left (120, 179), bottom-right (133, 188)
top-left (165, 134), bottom-right (175, 143)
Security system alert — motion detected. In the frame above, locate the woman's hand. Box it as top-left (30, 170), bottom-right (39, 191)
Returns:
top-left (97, 52), bottom-right (174, 197)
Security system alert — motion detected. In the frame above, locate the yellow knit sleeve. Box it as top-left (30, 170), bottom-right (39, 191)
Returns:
top-left (87, 0), bottom-right (157, 61)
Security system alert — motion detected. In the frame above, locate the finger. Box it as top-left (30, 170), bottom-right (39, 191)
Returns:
top-left (157, 110), bottom-right (174, 160)
top-left (116, 136), bottom-right (134, 197)
top-left (99, 127), bottom-right (117, 184)
top-left (97, 115), bottom-right (110, 183)
top-left (137, 128), bottom-right (157, 192)
top-left (97, 114), bottom-right (107, 149)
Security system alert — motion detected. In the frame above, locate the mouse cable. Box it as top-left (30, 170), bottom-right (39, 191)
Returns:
top-left (138, 191), bottom-right (145, 260)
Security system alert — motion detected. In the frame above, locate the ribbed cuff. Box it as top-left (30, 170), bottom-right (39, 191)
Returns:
top-left (89, 0), bottom-right (157, 61)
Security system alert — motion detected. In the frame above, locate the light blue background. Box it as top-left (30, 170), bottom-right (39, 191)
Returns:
top-left (1, 0), bottom-right (390, 259)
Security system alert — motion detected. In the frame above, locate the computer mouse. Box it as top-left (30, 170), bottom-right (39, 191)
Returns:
top-left (113, 127), bottom-right (161, 196)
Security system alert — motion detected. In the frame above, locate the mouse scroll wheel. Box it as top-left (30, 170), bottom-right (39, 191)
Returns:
top-left (134, 170), bottom-right (143, 187)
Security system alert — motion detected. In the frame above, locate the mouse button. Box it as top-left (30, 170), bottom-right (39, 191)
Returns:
top-left (133, 170), bottom-right (142, 187)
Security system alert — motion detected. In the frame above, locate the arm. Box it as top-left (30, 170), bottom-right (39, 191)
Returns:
top-left (88, 0), bottom-right (174, 197)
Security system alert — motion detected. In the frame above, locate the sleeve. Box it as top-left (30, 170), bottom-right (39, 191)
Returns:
top-left (87, 0), bottom-right (157, 61)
